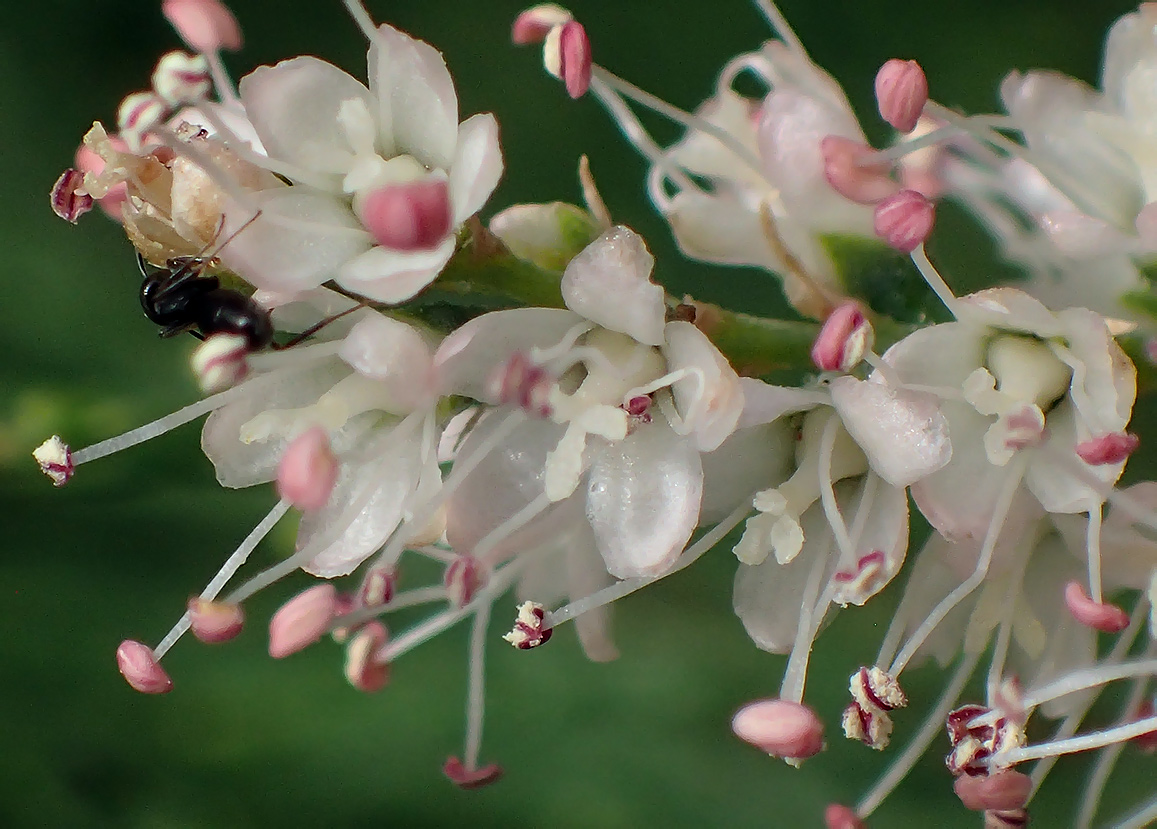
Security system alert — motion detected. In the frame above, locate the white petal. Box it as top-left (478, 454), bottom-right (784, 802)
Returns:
top-left (828, 376), bottom-right (951, 488)
top-left (449, 113), bottom-right (503, 224)
top-left (240, 57), bottom-right (374, 177)
top-left (956, 287), bottom-right (1064, 338)
top-left (201, 359), bottom-right (351, 487)
top-left (664, 190), bottom-right (779, 270)
top-left (369, 24), bottom-right (459, 170)
top-left (879, 322), bottom-right (982, 389)
top-left (218, 188), bottom-right (372, 294)
top-left (667, 89), bottom-right (762, 183)
top-left (661, 321), bottom-right (744, 451)
top-left (736, 378), bottom-right (827, 429)
top-left (433, 308), bottom-right (583, 402)
top-left (561, 226), bottom-right (666, 345)
top-left (1098, 482), bottom-right (1157, 589)
top-left (700, 422), bottom-right (795, 523)
top-left (585, 421), bottom-right (703, 579)
top-left (445, 413), bottom-right (571, 562)
top-left (298, 422), bottom-right (423, 577)
top-left (338, 315), bottom-right (435, 411)
top-left (1055, 307), bottom-right (1136, 432)
top-left (1028, 401), bottom-right (1120, 514)
top-left (336, 236), bottom-right (455, 303)
top-left (829, 477), bottom-right (909, 607)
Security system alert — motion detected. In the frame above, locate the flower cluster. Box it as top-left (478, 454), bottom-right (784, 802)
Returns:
top-left (40, 0), bottom-right (1157, 824)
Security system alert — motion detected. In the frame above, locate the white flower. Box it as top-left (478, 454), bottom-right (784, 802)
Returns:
top-left (645, 40), bottom-right (877, 316)
top-left (882, 287), bottom-right (1136, 542)
top-left (437, 226), bottom-right (745, 580)
top-left (732, 375), bottom-right (950, 653)
top-left (203, 302), bottom-right (442, 577)
top-left (215, 24), bottom-right (503, 303)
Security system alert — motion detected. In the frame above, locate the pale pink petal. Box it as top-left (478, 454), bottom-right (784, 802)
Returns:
top-left (369, 24), bottom-right (459, 170)
top-left (433, 308), bottom-right (583, 403)
top-left (736, 378), bottom-right (828, 429)
top-left (828, 375), bottom-right (951, 488)
top-left (449, 113), bottom-right (504, 224)
top-left (586, 421), bottom-right (703, 579)
top-left (337, 236), bottom-right (456, 303)
top-left (338, 314), bottom-right (436, 410)
top-left (662, 321), bottom-right (744, 452)
top-left (561, 226), bottom-right (666, 345)
top-left (218, 189), bottom-right (372, 294)
top-left (239, 57), bottom-right (375, 178)
top-left (700, 423), bottom-right (795, 523)
top-left (829, 479), bottom-right (909, 606)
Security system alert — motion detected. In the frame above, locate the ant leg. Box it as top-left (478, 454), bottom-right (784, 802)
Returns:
top-left (158, 322), bottom-right (200, 339)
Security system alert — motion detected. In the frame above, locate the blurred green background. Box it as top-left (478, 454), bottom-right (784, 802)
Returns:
top-left (2, 0), bottom-right (1153, 826)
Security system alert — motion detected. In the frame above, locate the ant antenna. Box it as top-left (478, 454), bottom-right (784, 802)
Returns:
top-left (197, 208), bottom-right (265, 263)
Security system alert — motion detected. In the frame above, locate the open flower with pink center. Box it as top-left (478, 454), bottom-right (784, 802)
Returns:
top-left (212, 18), bottom-right (503, 304)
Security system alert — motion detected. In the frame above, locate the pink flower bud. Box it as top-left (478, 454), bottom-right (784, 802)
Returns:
top-left (812, 302), bottom-right (873, 373)
top-left (1076, 432), bottom-right (1139, 465)
top-left (276, 427), bottom-right (340, 512)
top-left (557, 21), bottom-right (592, 99)
top-left (874, 189), bottom-right (935, 253)
top-left (33, 435), bottom-right (73, 487)
top-left (116, 640), bottom-right (173, 694)
top-left (358, 179), bottom-right (453, 252)
top-left (151, 51), bottom-right (212, 107)
top-left (512, 3), bottom-right (572, 44)
top-left (191, 333), bottom-right (250, 394)
top-left (344, 621), bottom-right (390, 692)
top-left (1063, 581), bottom-right (1130, 633)
top-left (445, 556), bottom-right (487, 608)
top-left (875, 59), bottom-right (929, 133)
top-left (50, 169), bottom-right (94, 224)
top-left (442, 756), bottom-right (504, 789)
top-left (953, 770), bottom-right (1032, 812)
top-left (824, 804), bottom-right (866, 829)
top-left (269, 584), bottom-right (339, 658)
top-left (821, 136), bottom-right (899, 205)
top-left (162, 0), bottom-right (243, 53)
top-left (731, 699), bottom-right (825, 761)
top-left (188, 598), bottom-right (244, 644)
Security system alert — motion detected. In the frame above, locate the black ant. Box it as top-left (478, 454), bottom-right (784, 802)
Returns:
top-left (137, 250), bottom-right (275, 349)
top-left (136, 212), bottom-right (364, 351)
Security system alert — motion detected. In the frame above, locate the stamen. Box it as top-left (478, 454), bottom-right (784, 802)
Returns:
top-left (1074, 667), bottom-right (1152, 829)
top-left (545, 503), bottom-right (750, 629)
top-left (1111, 794), bottom-right (1157, 829)
top-left (464, 602), bottom-right (492, 771)
top-left (751, 0), bottom-right (808, 57)
top-left (153, 499), bottom-right (291, 659)
top-left (994, 713), bottom-right (1157, 766)
top-left (909, 244), bottom-right (960, 322)
top-left (1019, 657), bottom-right (1157, 712)
top-left (888, 458), bottom-right (1025, 675)
top-left (856, 650), bottom-right (982, 819)
top-left (778, 527), bottom-right (835, 703)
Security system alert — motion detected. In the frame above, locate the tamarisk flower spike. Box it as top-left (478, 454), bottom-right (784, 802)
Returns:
top-left (116, 640), bottom-right (174, 694)
top-left (731, 698), bottom-right (825, 765)
top-left (188, 598), bottom-right (244, 644)
top-left (162, 0), bottom-right (243, 53)
top-left (269, 584), bottom-right (339, 658)
top-left (874, 59), bottom-right (928, 133)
